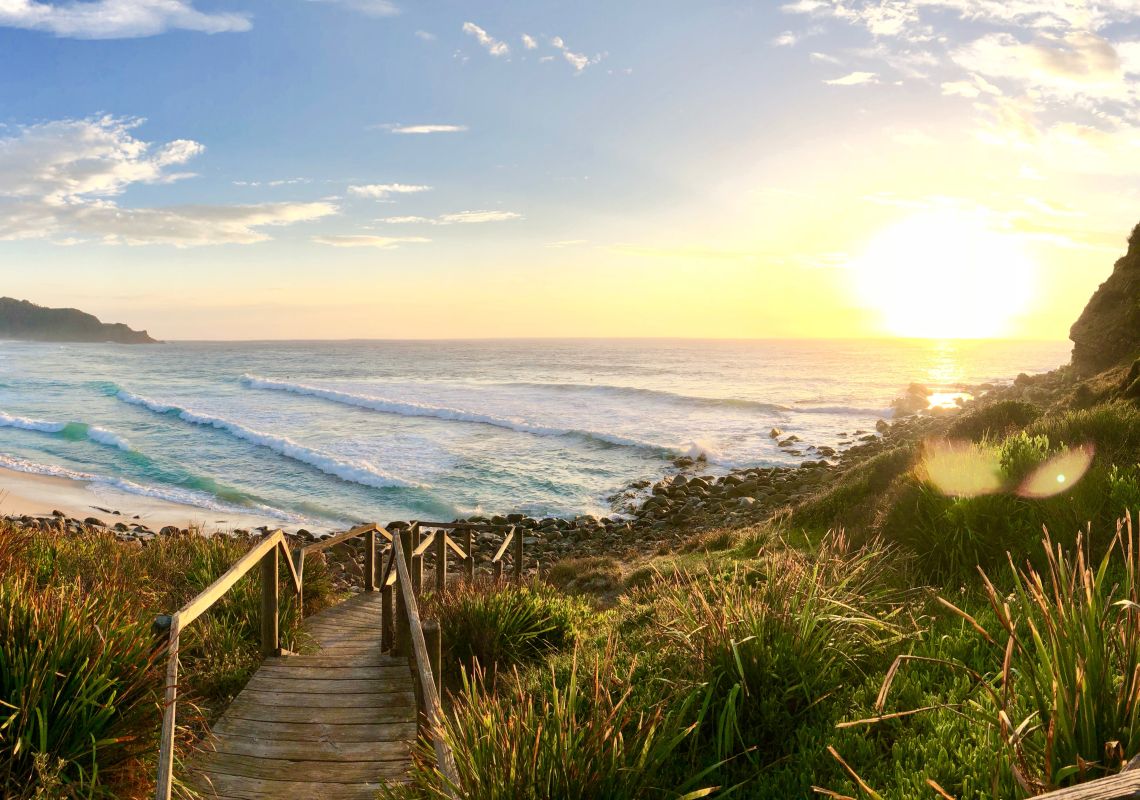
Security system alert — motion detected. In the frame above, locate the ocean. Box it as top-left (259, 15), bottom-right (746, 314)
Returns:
top-left (0, 338), bottom-right (1070, 531)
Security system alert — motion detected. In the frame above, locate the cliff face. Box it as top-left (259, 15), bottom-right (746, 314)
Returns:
top-left (1070, 223), bottom-right (1140, 374)
top-left (0, 298), bottom-right (157, 344)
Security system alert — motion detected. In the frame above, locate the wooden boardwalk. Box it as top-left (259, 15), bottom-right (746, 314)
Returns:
top-left (191, 592), bottom-right (418, 800)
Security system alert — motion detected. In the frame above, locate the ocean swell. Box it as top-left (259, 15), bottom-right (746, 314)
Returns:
top-left (241, 374), bottom-right (725, 463)
top-left (116, 389), bottom-right (428, 491)
top-left (1, 411), bottom-right (132, 451)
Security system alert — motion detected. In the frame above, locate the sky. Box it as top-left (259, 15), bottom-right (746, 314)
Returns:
top-left (0, 0), bottom-right (1138, 341)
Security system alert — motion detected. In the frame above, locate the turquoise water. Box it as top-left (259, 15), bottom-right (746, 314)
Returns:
top-left (0, 338), bottom-right (1070, 530)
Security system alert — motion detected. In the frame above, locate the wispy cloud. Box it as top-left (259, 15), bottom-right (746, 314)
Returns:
top-left (462, 22), bottom-right (509, 57)
top-left (773, 31), bottom-right (799, 46)
top-left (233, 178), bottom-right (311, 188)
top-left (415, 30), bottom-right (435, 41)
top-left (550, 35), bottom-right (597, 71)
top-left (313, 235), bottom-right (430, 248)
top-left (521, 33), bottom-right (537, 50)
top-left (0, 116), bottom-right (336, 245)
top-left (378, 123), bottom-right (468, 135)
top-left (824, 70), bottom-right (878, 85)
top-left (306, 0), bottom-right (398, 17)
top-left (0, 0), bottom-right (250, 39)
top-left (378, 210), bottom-right (523, 225)
top-left (348, 183), bottom-right (432, 199)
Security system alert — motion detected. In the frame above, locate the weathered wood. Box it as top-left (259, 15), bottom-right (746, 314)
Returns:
top-left (220, 703), bottom-right (413, 725)
top-left (211, 718), bottom-right (417, 743)
top-left (176, 533), bottom-right (283, 629)
top-left (412, 531), bottom-right (436, 558)
top-left (242, 676), bottom-right (413, 694)
top-left (364, 529), bottom-right (376, 592)
top-left (491, 529), bottom-right (514, 563)
top-left (209, 734), bottom-right (413, 763)
top-left (154, 618), bottom-right (182, 800)
top-left (1036, 773), bottom-right (1140, 800)
top-left (197, 752), bottom-right (405, 782)
top-left (513, 524), bottom-right (523, 582)
top-left (465, 530), bottom-right (475, 581)
top-left (424, 619), bottom-right (442, 699)
top-left (195, 772), bottom-right (383, 800)
top-left (411, 525), bottom-right (423, 596)
top-left (395, 529), bottom-right (412, 657)
top-left (260, 547), bottom-right (279, 657)
top-left (381, 583), bottom-right (394, 652)
top-left (494, 559), bottom-right (504, 581)
top-left (444, 533), bottom-right (467, 560)
top-left (253, 663), bottom-right (408, 680)
top-left (301, 523), bottom-right (379, 555)
top-left (393, 531), bottom-right (461, 796)
top-left (435, 527), bottom-right (447, 592)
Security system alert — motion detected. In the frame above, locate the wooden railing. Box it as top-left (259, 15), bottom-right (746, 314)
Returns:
top-left (1036, 758), bottom-right (1140, 799)
top-left (152, 520), bottom-right (528, 800)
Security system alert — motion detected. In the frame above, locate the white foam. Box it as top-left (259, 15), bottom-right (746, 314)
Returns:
top-left (0, 410), bottom-right (65, 434)
top-left (241, 374), bottom-right (723, 461)
top-left (0, 452), bottom-right (306, 523)
top-left (117, 389), bottom-right (428, 491)
top-left (86, 426), bottom-right (132, 451)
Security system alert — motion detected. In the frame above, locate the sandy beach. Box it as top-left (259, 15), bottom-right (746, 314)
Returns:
top-left (0, 465), bottom-right (293, 534)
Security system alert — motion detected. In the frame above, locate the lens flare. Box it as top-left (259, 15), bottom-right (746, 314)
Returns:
top-left (919, 439), bottom-right (1003, 498)
top-left (1017, 445), bottom-right (1095, 498)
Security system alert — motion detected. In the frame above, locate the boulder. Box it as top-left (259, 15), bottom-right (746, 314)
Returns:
top-left (1070, 222), bottom-right (1140, 374)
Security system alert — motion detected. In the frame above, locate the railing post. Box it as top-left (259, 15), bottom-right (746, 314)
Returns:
top-left (411, 524), bottom-right (423, 597)
top-left (364, 528), bottom-right (376, 592)
top-left (494, 559), bottom-right (504, 582)
top-left (382, 579), bottom-right (394, 652)
top-left (435, 529), bottom-right (448, 592)
top-left (154, 617), bottom-right (181, 800)
top-left (465, 529), bottom-right (475, 581)
top-left (513, 525), bottom-right (523, 583)
top-left (261, 545), bottom-right (279, 656)
top-left (395, 529), bottom-right (412, 657)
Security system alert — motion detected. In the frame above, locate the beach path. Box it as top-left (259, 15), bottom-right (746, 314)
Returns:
top-left (190, 592), bottom-right (417, 799)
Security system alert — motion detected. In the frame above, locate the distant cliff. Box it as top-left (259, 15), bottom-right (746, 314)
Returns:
top-left (1070, 222), bottom-right (1140, 374)
top-left (0, 298), bottom-right (157, 344)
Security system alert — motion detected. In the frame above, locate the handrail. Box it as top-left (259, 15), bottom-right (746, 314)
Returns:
top-left (153, 530), bottom-right (299, 800)
top-left (392, 528), bottom-right (461, 797)
top-left (153, 519), bottom-right (526, 799)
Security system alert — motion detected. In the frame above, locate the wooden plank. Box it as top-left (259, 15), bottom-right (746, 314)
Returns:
top-left (219, 704), bottom-right (414, 725)
top-left (254, 664), bottom-right (408, 680)
top-left (491, 530), bottom-right (514, 563)
top-left (258, 654), bottom-right (399, 669)
top-left (209, 734), bottom-right (412, 762)
top-left (194, 773), bottom-right (383, 800)
top-left (230, 690), bottom-right (415, 708)
top-left (444, 533), bottom-right (467, 560)
top-left (412, 531), bottom-right (436, 558)
top-left (155, 618), bottom-right (182, 800)
top-left (211, 717), bottom-right (417, 743)
top-left (198, 753), bottom-right (405, 782)
top-left (1036, 773), bottom-right (1140, 799)
top-left (301, 523), bottom-right (378, 555)
top-left (242, 676), bottom-right (412, 694)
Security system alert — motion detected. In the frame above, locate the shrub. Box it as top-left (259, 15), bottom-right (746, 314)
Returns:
top-left (382, 647), bottom-right (714, 800)
top-left (423, 579), bottom-right (590, 688)
top-left (998, 432), bottom-right (1053, 483)
top-left (545, 555), bottom-right (622, 596)
top-left (0, 577), bottom-right (158, 798)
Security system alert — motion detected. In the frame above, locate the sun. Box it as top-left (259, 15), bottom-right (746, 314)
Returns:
top-left (849, 211), bottom-right (1037, 339)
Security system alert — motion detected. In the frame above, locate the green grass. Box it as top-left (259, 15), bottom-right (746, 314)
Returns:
top-left (0, 523), bottom-right (336, 799)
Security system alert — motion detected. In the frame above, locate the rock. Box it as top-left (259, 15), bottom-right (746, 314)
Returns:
top-left (51, 509), bottom-right (65, 517)
top-left (875, 419), bottom-right (890, 433)
top-left (769, 427), bottom-right (783, 439)
top-left (83, 517), bottom-right (106, 528)
top-left (160, 525), bottom-right (180, 536)
top-left (1071, 222), bottom-right (1140, 374)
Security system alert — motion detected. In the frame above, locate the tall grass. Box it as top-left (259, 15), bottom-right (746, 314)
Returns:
top-left (421, 578), bottom-right (589, 689)
top-left (383, 647), bottom-right (715, 800)
top-left (0, 577), bottom-right (158, 798)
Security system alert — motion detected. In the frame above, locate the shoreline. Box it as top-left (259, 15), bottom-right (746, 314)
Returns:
top-left (0, 465), bottom-right (291, 534)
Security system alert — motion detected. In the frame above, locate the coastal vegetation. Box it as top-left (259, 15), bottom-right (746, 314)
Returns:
top-left (0, 297), bottom-right (156, 344)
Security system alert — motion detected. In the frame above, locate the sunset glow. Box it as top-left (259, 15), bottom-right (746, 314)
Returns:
top-left (851, 213), bottom-right (1037, 339)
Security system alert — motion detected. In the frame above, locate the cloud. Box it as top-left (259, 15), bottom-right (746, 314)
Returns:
top-left (941, 74), bottom-right (1002, 98)
top-left (380, 123), bottom-right (468, 134)
top-left (810, 51), bottom-right (841, 64)
top-left (549, 34), bottom-right (597, 71)
top-left (233, 178), bottom-right (311, 187)
top-left (378, 210), bottom-right (523, 225)
top-left (0, 116), bottom-right (336, 245)
top-left (415, 30), bottom-right (435, 41)
top-left (824, 70), bottom-right (878, 85)
top-left (773, 30), bottom-right (799, 46)
top-left (306, 0), bottom-right (398, 16)
top-left (462, 22), bottom-right (508, 56)
top-left (521, 33), bottom-right (537, 49)
top-left (0, 0), bottom-right (250, 38)
top-left (313, 235), bottom-right (430, 248)
top-left (348, 183), bottom-right (432, 199)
